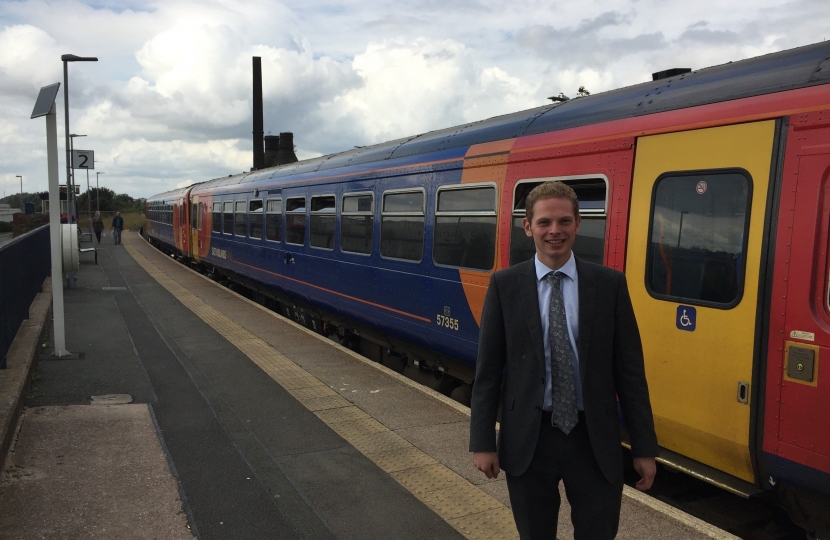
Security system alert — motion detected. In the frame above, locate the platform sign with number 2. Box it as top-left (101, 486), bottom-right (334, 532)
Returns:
top-left (71, 150), bottom-right (94, 170)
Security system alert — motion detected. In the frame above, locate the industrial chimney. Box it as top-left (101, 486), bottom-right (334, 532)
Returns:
top-left (276, 132), bottom-right (299, 165)
top-left (252, 57), bottom-right (265, 170)
top-left (264, 135), bottom-right (279, 168)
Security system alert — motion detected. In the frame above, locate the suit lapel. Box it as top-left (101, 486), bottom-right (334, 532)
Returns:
top-left (520, 259), bottom-right (546, 371)
top-left (576, 257), bottom-right (595, 385)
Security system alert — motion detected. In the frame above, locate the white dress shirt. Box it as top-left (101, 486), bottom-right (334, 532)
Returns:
top-left (535, 252), bottom-right (583, 411)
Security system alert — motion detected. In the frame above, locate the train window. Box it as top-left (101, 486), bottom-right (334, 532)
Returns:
top-left (191, 203), bottom-right (197, 230)
top-left (310, 195), bottom-right (336, 250)
top-left (285, 197), bottom-right (306, 245)
top-left (235, 200), bottom-right (246, 236)
top-left (212, 203), bottom-right (221, 233)
top-left (341, 193), bottom-right (373, 255)
top-left (381, 189), bottom-right (424, 262)
top-left (249, 200), bottom-right (263, 239)
top-left (266, 199), bottom-right (282, 242)
top-left (646, 170), bottom-right (751, 307)
top-left (223, 202), bottom-right (233, 234)
top-left (510, 177), bottom-right (608, 266)
top-left (434, 185), bottom-right (497, 271)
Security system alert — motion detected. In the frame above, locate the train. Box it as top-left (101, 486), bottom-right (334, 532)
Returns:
top-left (145, 41), bottom-right (830, 537)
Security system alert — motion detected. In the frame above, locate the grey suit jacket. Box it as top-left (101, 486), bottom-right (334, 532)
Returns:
top-left (469, 257), bottom-right (659, 483)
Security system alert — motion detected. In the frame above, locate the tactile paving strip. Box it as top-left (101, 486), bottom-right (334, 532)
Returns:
top-left (124, 238), bottom-right (519, 540)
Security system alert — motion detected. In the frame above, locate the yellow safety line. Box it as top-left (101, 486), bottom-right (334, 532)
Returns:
top-left (123, 237), bottom-right (518, 540)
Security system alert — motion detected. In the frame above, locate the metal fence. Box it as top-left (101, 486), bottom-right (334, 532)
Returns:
top-left (0, 225), bottom-right (50, 369)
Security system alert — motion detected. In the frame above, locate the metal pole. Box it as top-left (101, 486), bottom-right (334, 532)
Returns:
top-left (96, 172), bottom-right (103, 212)
top-left (69, 135), bottom-right (74, 221)
top-left (63, 60), bottom-right (71, 222)
top-left (46, 102), bottom-right (69, 356)
top-left (86, 168), bottom-right (91, 236)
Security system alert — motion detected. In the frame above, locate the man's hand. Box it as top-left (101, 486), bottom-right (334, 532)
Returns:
top-left (633, 457), bottom-right (656, 491)
top-left (472, 451), bottom-right (500, 479)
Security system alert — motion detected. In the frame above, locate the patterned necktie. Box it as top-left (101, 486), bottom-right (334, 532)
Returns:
top-left (546, 272), bottom-right (579, 434)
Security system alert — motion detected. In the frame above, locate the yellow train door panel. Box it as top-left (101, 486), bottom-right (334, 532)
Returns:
top-left (626, 121), bottom-right (775, 483)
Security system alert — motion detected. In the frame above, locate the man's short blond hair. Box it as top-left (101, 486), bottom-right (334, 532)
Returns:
top-left (525, 181), bottom-right (579, 222)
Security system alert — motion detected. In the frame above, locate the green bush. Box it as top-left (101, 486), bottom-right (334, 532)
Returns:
top-left (0, 221), bottom-right (12, 233)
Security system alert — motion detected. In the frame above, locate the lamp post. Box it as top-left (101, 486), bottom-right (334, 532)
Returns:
top-left (68, 133), bottom-right (85, 222)
top-left (15, 175), bottom-right (22, 211)
top-left (96, 171), bottom-right (104, 212)
top-left (62, 54), bottom-right (97, 223)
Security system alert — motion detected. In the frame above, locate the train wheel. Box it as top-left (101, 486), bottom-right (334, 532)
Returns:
top-left (435, 375), bottom-right (459, 397)
top-left (450, 383), bottom-right (472, 406)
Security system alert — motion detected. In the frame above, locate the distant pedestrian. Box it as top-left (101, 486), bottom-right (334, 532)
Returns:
top-left (111, 212), bottom-right (124, 245)
top-left (92, 211), bottom-right (104, 243)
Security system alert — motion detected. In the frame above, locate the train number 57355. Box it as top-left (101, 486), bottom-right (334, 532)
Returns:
top-left (436, 315), bottom-right (459, 331)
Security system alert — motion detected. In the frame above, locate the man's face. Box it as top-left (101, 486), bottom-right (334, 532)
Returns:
top-left (523, 197), bottom-right (580, 270)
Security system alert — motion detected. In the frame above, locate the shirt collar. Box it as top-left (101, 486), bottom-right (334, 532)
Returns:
top-left (535, 252), bottom-right (577, 283)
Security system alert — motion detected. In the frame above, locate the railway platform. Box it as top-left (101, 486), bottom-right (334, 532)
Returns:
top-left (0, 231), bottom-right (741, 539)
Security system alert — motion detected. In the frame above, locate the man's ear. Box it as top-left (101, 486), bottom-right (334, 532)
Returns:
top-left (523, 217), bottom-right (532, 238)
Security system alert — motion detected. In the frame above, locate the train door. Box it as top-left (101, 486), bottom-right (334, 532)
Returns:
top-left (176, 196), bottom-right (189, 256)
top-left (625, 121), bottom-right (777, 484)
top-left (764, 117), bottom-right (830, 482)
top-left (190, 195), bottom-right (202, 263)
top-left (192, 195), bottom-right (211, 259)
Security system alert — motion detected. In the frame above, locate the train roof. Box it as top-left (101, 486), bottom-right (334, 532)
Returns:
top-left (194, 40), bottom-right (830, 192)
top-left (146, 184), bottom-right (201, 203)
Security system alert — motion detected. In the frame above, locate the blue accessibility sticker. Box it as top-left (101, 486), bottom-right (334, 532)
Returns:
top-left (676, 305), bottom-right (696, 332)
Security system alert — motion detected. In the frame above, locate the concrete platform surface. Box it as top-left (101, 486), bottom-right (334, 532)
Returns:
top-left (0, 403), bottom-right (192, 539)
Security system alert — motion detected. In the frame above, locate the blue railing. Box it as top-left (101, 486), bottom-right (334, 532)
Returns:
top-left (0, 225), bottom-right (50, 369)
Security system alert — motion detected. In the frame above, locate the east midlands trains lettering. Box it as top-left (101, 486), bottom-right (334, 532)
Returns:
top-left (144, 42), bottom-right (830, 537)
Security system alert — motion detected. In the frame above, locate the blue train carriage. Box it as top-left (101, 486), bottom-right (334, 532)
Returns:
top-left (146, 185), bottom-right (196, 257)
top-left (188, 145), bottom-right (512, 382)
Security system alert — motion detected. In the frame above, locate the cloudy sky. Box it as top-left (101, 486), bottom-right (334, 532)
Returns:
top-left (1, 0), bottom-right (828, 199)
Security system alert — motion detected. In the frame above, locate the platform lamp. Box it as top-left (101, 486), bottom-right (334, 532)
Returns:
top-left (96, 171), bottom-right (103, 212)
top-left (68, 133), bottom-right (85, 221)
top-left (61, 54), bottom-right (97, 223)
top-left (15, 175), bottom-right (22, 211)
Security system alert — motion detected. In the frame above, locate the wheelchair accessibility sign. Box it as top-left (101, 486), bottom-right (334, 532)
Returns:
top-left (676, 306), bottom-right (696, 332)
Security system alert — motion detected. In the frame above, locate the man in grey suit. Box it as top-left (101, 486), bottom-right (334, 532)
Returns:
top-left (470, 181), bottom-right (658, 540)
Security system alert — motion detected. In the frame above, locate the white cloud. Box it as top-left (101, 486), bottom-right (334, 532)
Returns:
top-left (0, 24), bottom-right (63, 96)
top-left (316, 38), bottom-right (542, 147)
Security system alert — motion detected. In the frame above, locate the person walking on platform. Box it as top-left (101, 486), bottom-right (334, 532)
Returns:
top-left (92, 211), bottom-right (104, 243)
top-left (111, 212), bottom-right (124, 245)
top-left (469, 181), bottom-right (659, 540)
